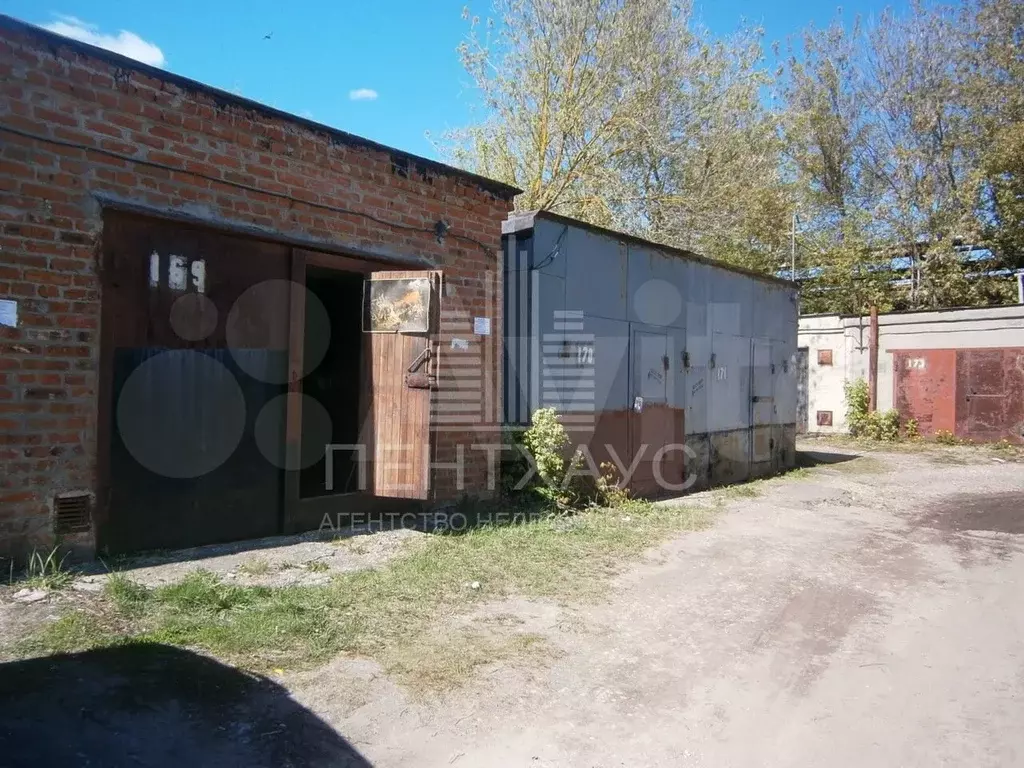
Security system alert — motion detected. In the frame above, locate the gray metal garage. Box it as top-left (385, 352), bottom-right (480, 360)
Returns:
top-left (502, 211), bottom-right (799, 493)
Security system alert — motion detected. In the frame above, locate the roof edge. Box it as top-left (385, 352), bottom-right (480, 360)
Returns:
top-left (0, 15), bottom-right (521, 201)
top-left (506, 210), bottom-right (795, 289)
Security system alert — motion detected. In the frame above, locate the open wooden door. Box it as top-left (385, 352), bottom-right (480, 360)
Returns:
top-left (362, 270), bottom-right (441, 499)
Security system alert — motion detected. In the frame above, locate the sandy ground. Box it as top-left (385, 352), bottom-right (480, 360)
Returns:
top-left (291, 443), bottom-right (1024, 767)
top-left (3, 441), bottom-right (1024, 767)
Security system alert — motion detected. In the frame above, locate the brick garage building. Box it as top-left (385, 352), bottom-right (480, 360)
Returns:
top-left (0, 16), bottom-right (517, 559)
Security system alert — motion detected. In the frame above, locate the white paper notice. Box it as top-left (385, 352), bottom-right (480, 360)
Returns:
top-left (0, 299), bottom-right (17, 328)
top-left (473, 317), bottom-right (491, 336)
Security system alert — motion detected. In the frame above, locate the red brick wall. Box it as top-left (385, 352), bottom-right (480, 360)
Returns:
top-left (0, 19), bottom-right (513, 558)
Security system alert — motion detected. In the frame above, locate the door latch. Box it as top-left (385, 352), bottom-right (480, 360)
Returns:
top-left (405, 345), bottom-right (435, 390)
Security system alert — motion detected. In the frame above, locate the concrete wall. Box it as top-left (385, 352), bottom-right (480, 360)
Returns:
top-left (797, 315), bottom-right (852, 433)
top-left (797, 305), bottom-right (1024, 435)
top-left (504, 212), bottom-right (799, 493)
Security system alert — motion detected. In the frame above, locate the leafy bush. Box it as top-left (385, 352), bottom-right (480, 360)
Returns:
top-left (517, 408), bottom-right (592, 509)
top-left (521, 408), bottom-right (570, 485)
top-left (934, 429), bottom-right (959, 445)
top-left (904, 418), bottom-right (920, 439)
top-left (844, 378), bottom-right (870, 436)
top-left (595, 462), bottom-right (632, 508)
top-left (844, 378), bottom-right (903, 442)
top-left (862, 409), bottom-right (901, 441)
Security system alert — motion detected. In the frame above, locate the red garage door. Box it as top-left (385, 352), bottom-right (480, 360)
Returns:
top-left (955, 349), bottom-right (1024, 444)
top-left (892, 349), bottom-right (957, 436)
top-left (893, 347), bottom-right (1024, 444)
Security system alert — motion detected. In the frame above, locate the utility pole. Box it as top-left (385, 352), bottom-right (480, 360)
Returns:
top-left (790, 209), bottom-right (799, 283)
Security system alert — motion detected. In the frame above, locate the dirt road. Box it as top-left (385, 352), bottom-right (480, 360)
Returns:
top-left (292, 445), bottom-right (1024, 766)
top-left (4, 444), bottom-right (1023, 767)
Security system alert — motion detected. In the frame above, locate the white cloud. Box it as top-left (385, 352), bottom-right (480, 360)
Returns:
top-left (44, 15), bottom-right (166, 67)
top-left (348, 88), bottom-right (378, 102)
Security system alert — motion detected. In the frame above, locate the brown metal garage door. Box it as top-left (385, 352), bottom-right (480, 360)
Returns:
top-left (955, 348), bottom-right (1024, 444)
top-left (98, 213), bottom-right (291, 553)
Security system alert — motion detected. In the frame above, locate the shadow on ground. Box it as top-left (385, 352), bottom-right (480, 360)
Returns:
top-left (918, 491), bottom-right (1024, 535)
top-left (0, 643), bottom-right (371, 768)
top-left (797, 450), bottom-right (860, 468)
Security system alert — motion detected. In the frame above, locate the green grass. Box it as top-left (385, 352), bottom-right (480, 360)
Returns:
top-left (236, 558), bottom-right (272, 576)
top-left (803, 433), bottom-right (1022, 458)
top-left (21, 547), bottom-right (75, 591)
top-left (18, 500), bottom-right (711, 691)
top-left (783, 467), bottom-right (814, 480)
top-left (717, 483), bottom-right (762, 500)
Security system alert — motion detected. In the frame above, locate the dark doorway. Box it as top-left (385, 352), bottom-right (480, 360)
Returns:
top-left (300, 268), bottom-right (366, 497)
top-left (796, 347), bottom-right (809, 433)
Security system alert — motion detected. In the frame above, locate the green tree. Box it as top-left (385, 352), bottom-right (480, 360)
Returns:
top-left (783, 1), bottom-right (1019, 311)
top-left (966, 0), bottom-right (1024, 270)
top-left (446, 0), bottom-right (787, 271)
top-left (448, 0), bottom-right (1021, 312)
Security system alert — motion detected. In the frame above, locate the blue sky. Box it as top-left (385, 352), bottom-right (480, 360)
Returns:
top-left (6, 1), bottom-right (912, 160)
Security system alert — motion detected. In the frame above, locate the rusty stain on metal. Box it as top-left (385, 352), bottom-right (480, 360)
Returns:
top-left (956, 348), bottom-right (1024, 444)
top-left (894, 347), bottom-right (1024, 444)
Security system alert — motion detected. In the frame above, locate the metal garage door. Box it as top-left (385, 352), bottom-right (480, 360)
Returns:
top-left (98, 213), bottom-right (290, 553)
top-left (955, 348), bottom-right (1024, 444)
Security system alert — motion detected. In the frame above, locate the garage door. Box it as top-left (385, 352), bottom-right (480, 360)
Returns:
top-left (99, 213), bottom-right (290, 553)
top-left (955, 349), bottom-right (1024, 444)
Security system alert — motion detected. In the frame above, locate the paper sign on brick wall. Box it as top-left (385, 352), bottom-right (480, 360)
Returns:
top-left (0, 299), bottom-right (17, 328)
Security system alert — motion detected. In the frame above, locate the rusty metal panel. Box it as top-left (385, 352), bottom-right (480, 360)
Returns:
top-left (627, 329), bottom-right (685, 494)
top-left (955, 348), bottom-right (1024, 444)
top-left (628, 403), bottom-right (685, 496)
top-left (99, 212), bottom-right (290, 553)
top-left (892, 349), bottom-right (957, 437)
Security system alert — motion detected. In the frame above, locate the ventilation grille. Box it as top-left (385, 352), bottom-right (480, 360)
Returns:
top-left (54, 494), bottom-right (92, 534)
top-left (817, 410), bottom-right (834, 427)
top-left (817, 349), bottom-right (834, 366)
